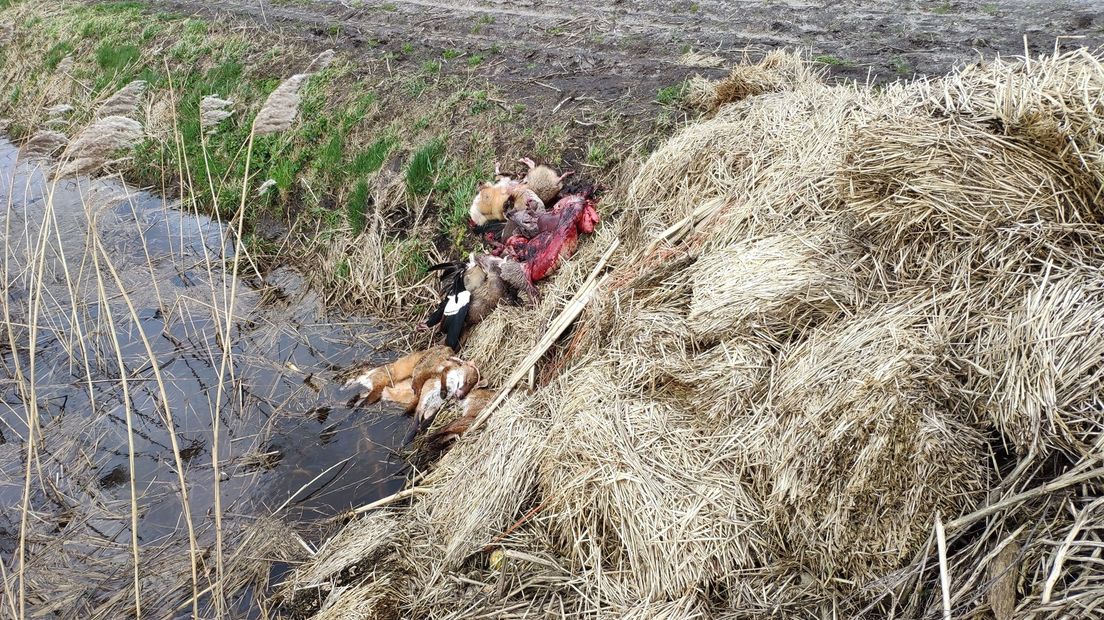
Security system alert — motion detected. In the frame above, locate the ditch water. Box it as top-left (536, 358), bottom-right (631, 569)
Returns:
top-left (0, 138), bottom-right (409, 616)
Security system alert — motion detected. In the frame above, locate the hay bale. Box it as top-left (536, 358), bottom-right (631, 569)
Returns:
top-left (969, 273), bottom-right (1104, 455)
top-left (461, 303), bottom-right (541, 386)
top-left (697, 50), bottom-right (822, 112)
top-left (289, 50), bottom-right (1104, 619)
top-left (920, 50), bottom-right (1104, 195)
top-left (538, 362), bottom-right (767, 599)
top-left (757, 308), bottom-right (987, 583)
top-left (421, 393), bottom-right (549, 566)
top-left (655, 337), bottom-right (773, 423)
top-left (687, 226), bottom-right (860, 343)
top-left (285, 512), bottom-right (412, 620)
top-left (627, 72), bottom-right (862, 242)
top-left (840, 115), bottom-right (1097, 245)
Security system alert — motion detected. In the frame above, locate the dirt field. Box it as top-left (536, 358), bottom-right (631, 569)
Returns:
top-left (158, 0), bottom-right (1103, 117)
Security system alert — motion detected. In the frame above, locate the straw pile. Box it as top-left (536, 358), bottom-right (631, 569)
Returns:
top-left (284, 49), bottom-right (1104, 618)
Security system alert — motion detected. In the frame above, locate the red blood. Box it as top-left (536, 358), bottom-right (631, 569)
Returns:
top-left (503, 194), bottom-right (599, 283)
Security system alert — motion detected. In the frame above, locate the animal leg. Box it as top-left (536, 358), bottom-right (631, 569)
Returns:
top-left (557, 170), bottom-right (575, 183)
top-left (518, 157), bottom-right (536, 170)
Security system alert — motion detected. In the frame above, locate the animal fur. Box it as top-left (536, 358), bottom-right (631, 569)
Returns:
top-left (520, 157), bottom-right (573, 204)
top-left (424, 387), bottom-right (495, 453)
top-left (410, 346), bottom-right (459, 403)
top-left (380, 378), bottom-right (417, 410)
top-left (342, 347), bottom-right (447, 407)
top-left (407, 359), bottom-right (480, 442)
top-left (478, 255), bottom-right (540, 305)
top-left (464, 256), bottom-right (507, 325)
top-left (469, 177), bottom-right (545, 226)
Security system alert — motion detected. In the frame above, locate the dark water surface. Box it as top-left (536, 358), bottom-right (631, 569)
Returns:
top-left (0, 138), bottom-right (408, 616)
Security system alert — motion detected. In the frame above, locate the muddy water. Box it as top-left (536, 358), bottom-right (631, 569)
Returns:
top-left (0, 138), bottom-right (408, 616)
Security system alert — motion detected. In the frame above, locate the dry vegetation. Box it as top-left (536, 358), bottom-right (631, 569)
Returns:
top-left (280, 49), bottom-right (1104, 619)
top-left (4, 1), bottom-right (1104, 618)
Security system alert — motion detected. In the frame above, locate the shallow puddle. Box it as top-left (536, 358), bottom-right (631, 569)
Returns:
top-left (0, 138), bottom-right (409, 615)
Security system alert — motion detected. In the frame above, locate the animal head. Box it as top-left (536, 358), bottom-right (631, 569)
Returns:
top-left (444, 358), bottom-right (480, 399)
top-left (478, 185), bottom-right (508, 210)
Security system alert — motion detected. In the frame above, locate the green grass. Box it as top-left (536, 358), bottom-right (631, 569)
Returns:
top-left (346, 179), bottom-right (371, 231)
top-left (351, 136), bottom-right (397, 175)
top-left (586, 141), bottom-right (611, 168)
top-left (468, 90), bottom-right (491, 114)
top-left (891, 55), bottom-right (913, 75)
top-left (318, 132), bottom-right (346, 172)
top-left (931, 1), bottom-right (953, 14)
top-left (442, 49), bottom-right (461, 60)
top-left (401, 42), bottom-right (414, 55)
top-left (95, 42), bottom-right (141, 74)
top-left (44, 41), bottom-right (74, 71)
top-left (391, 238), bottom-right (432, 282)
top-left (812, 54), bottom-right (854, 67)
top-left (980, 3), bottom-right (998, 15)
top-left (656, 81), bottom-right (687, 105)
top-left (467, 54), bottom-right (484, 67)
top-left (405, 138), bottom-right (446, 195)
top-left (420, 60), bottom-right (441, 74)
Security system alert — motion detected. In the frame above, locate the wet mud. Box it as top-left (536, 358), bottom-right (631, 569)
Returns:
top-left (155, 0), bottom-right (1104, 118)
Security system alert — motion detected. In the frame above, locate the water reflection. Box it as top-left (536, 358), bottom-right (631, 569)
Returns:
top-left (0, 139), bottom-right (408, 616)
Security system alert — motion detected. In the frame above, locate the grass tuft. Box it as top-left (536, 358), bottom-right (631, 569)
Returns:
top-left (405, 138), bottom-right (446, 195)
top-left (351, 135), bottom-right (397, 175)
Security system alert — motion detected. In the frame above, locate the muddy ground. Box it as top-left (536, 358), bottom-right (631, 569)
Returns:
top-left (154, 0), bottom-right (1102, 120)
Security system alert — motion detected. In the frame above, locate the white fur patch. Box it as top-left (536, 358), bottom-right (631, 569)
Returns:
top-left (445, 367), bottom-right (466, 396)
top-left (469, 194), bottom-right (485, 225)
top-left (417, 378), bottom-right (444, 422)
top-left (444, 291), bottom-right (470, 316)
top-left (345, 374), bottom-right (373, 391)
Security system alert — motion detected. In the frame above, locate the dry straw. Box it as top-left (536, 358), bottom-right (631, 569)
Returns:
top-left (284, 49), bottom-right (1104, 618)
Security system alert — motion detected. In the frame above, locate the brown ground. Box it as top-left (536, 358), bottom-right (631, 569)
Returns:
top-left (154, 0), bottom-right (1102, 120)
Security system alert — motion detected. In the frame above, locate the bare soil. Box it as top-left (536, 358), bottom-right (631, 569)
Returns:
top-left (154, 0), bottom-right (1103, 118)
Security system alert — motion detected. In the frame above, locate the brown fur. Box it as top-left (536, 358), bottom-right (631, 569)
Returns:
top-left (463, 260), bottom-right (506, 325)
top-left (410, 345), bottom-right (455, 401)
top-left (413, 360), bottom-right (480, 424)
top-left (424, 387), bottom-right (494, 452)
top-left (342, 347), bottom-right (442, 406)
top-left (471, 183), bottom-right (511, 225)
top-left (524, 164), bottom-right (564, 204)
top-left (380, 378), bottom-right (417, 410)
top-left (520, 157), bottom-right (572, 204)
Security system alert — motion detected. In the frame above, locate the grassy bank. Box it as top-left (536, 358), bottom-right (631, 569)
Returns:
top-left (0, 0), bottom-right (656, 318)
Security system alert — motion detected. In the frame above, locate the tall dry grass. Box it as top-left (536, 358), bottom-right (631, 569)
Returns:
top-left (0, 68), bottom-right (309, 618)
top-left (282, 49), bottom-right (1104, 619)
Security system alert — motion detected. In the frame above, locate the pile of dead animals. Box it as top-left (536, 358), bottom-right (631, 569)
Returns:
top-left (341, 157), bottom-right (598, 456)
